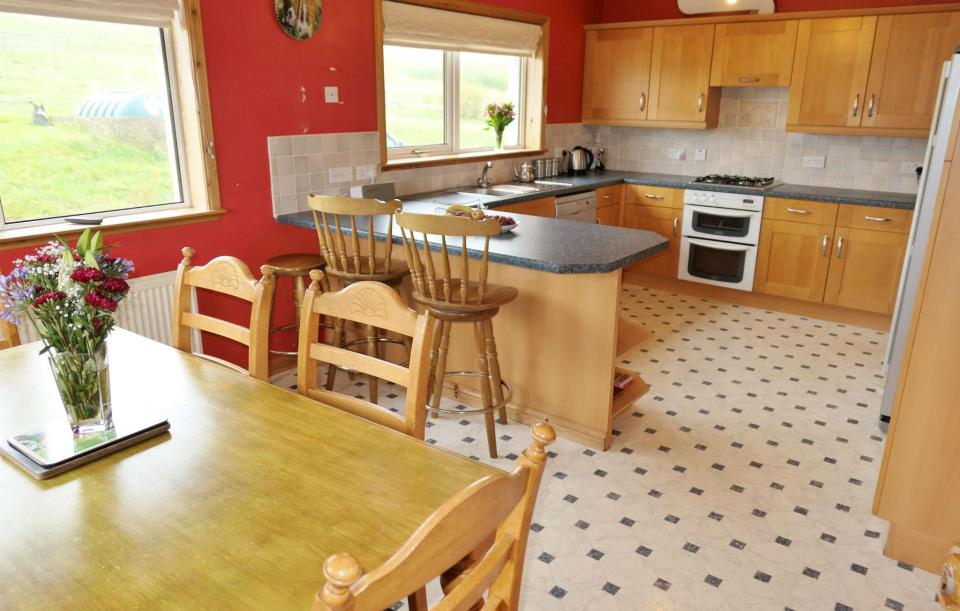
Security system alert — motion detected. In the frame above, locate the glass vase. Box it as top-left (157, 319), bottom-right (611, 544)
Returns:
top-left (494, 130), bottom-right (504, 151)
top-left (48, 345), bottom-right (113, 435)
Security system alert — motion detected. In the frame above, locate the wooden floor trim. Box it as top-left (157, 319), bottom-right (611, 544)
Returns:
top-left (623, 272), bottom-right (893, 332)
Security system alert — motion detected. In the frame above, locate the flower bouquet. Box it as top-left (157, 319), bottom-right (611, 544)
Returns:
top-left (485, 102), bottom-right (516, 150)
top-left (0, 229), bottom-right (134, 434)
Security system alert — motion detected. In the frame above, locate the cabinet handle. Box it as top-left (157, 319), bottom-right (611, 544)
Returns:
top-left (639, 92), bottom-right (646, 112)
top-left (697, 92), bottom-right (704, 113)
top-left (644, 194), bottom-right (664, 200)
top-left (864, 215), bottom-right (891, 223)
top-left (595, 218), bottom-right (601, 224)
top-left (673, 217), bottom-right (678, 237)
top-left (851, 94), bottom-right (860, 117)
top-left (786, 207), bottom-right (811, 215)
top-left (836, 236), bottom-right (844, 259)
top-left (738, 76), bottom-right (760, 83)
top-left (602, 194), bottom-right (612, 199)
top-left (867, 94), bottom-right (875, 118)
top-left (821, 234), bottom-right (829, 257)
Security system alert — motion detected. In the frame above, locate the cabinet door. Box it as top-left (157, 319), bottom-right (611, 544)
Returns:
top-left (754, 219), bottom-right (834, 302)
top-left (649, 24), bottom-right (716, 123)
top-left (582, 28), bottom-right (653, 123)
top-left (861, 13), bottom-right (960, 131)
top-left (710, 21), bottom-right (799, 87)
top-left (498, 197), bottom-right (556, 218)
top-left (823, 226), bottom-right (907, 314)
top-left (623, 203), bottom-right (680, 277)
top-left (597, 204), bottom-right (622, 226)
top-left (787, 17), bottom-right (877, 129)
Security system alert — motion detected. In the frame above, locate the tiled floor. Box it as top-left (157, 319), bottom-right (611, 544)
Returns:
top-left (275, 284), bottom-right (942, 610)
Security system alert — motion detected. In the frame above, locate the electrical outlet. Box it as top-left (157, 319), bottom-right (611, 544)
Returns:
top-left (324, 86), bottom-right (339, 104)
top-left (355, 165), bottom-right (377, 180)
top-left (694, 148), bottom-right (707, 161)
top-left (328, 167), bottom-right (352, 183)
top-left (802, 155), bottom-right (826, 169)
top-left (667, 148), bottom-right (686, 161)
top-left (900, 162), bottom-right (919, 174)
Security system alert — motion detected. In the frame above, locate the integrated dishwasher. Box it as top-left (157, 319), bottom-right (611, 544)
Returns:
top-left (555, 191), bottom-right (598, 223)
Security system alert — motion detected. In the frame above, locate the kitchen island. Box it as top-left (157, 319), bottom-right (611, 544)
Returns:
top-left (279, 201), bottom-right (667, 450)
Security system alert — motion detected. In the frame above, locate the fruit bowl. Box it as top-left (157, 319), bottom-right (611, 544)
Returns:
top-left (444, 205), bottom-right (518, 234)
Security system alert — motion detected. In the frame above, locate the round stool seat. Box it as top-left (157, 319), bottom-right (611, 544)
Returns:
top-left (413, 281), bottom-right (518, 321)
top-left (265, 253), bottom-right (326, 277)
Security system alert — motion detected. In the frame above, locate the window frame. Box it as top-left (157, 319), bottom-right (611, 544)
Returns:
top-left (0, 0), bottom-right (223, 247)
top-left (383, 47), bottom-right (528, 160)
top-left (375, 0), bottom-right (549, 170)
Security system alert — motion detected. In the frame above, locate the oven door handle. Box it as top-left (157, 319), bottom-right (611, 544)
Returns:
top-left (690, 208), bottom-right (756, 219)
top-left (686, 237), bottom-right (753, 252)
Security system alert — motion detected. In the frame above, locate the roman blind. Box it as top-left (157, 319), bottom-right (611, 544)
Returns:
top-left (0, 0), bottom-right (179, 27)
top-left (382, 1), bottom-right (542, 57)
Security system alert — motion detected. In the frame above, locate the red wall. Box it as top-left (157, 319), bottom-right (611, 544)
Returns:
top-left (2, 0), bottom-right (600, 362)
top-left (600, 0), bottom-right (959, 22)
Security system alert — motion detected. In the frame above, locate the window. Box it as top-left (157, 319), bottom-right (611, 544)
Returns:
top-left (377, 0), bottom-right (547, 167)
top-left (0, 12), bottom-right (184, 225)
top-left (0, 0), bottom-right (220, 237)
top-left (384, 45), bottom-right (525, 156)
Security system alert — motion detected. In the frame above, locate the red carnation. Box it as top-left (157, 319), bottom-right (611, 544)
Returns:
top-left (32, 290), bottom-right (66, 307)
top-left (85, 292), bottom-right (118, 312)
top-left (71, 267), bottom-right (105, 283)
top-left (100, 277), bottom-right (129, 293)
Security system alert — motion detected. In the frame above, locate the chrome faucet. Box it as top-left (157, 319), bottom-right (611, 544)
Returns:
top-left (477, 161), bottom-right (493, 188)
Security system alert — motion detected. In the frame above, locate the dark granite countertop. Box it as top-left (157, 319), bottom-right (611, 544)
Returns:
top-left (277, 200), bottom-right (669, 274)
top-left (403, 170), bottom-right (916, 210)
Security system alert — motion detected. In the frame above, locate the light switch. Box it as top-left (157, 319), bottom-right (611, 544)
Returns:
top-left (667, 148), bottom-right (686, 161)
top-left (694, 149), bottom-right (707, 161)
top-left (324, 86), bottom-right (339, 104)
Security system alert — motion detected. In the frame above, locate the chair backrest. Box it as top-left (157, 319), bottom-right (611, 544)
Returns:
top-left (312, 422), bottom-right (556, 611)
top-left (172, 247), bottom-right (275, 380)
top-left (0, 267), bottom-right (21, 350)
top-left (297, 273), bottom-right (435, 438)
top-left (308, 195), bottom-right (402, 282)
top-left (395, 211), bottom-right (501, 305)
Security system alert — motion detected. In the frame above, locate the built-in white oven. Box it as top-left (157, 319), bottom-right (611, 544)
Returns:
top-left (678, 189), bottom-right (765, 292)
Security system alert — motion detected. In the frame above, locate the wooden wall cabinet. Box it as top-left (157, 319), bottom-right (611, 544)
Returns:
top-left (582, 24), bottom-right (718, 129)
top-left (622, 185), bottom-right (682, 277)
top-left (710, 20), bottom-right (798, 87)
top-left (582, 29), bottom-right (653, 124)
top-left (788, 12), bottom-right (960, 137)
top-left (755, 198), bottom-right (910, 315)
top-left (861, 12), bottom-right (960, 132)
top-left (787, 17), bottom-right (877, 131)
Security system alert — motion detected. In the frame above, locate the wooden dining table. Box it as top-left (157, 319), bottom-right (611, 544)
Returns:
top-left (0, 329), bottom-right (499, 608)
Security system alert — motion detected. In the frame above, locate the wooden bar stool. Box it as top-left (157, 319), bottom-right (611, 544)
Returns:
top-left (264, 253), bottom-right (326, 357)
top-left (396, 211), bottom-right (517, 458)
top-left (308, 194), bottom-right (410, 403)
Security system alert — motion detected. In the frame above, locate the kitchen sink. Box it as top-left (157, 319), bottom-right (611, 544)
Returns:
top-left (455, 187), bottom-right (519, 197)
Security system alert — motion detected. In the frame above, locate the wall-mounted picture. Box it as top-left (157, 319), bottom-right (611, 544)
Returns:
top-left (274, 0), bottom-right (322, 40)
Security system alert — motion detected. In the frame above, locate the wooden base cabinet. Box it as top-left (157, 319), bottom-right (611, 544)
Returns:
top-left (823, 226), bottom-right (907, 314)
top-left (623, 186), bottom-right (681, 277)
top-left (498, 196), bottom-right (556, 218)
top-left (596, 185), bottom-right (623, 226)
top-left (754, 219), bottom-right (834, 302)
top-left (755, 198), bottom-right (911, 315)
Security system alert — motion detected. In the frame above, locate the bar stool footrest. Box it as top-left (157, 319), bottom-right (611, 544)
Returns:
top-left (426, 370), bottom-right (512, 415)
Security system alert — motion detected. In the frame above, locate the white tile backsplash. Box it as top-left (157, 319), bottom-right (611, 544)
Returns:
top-left (266, 123), bottom-right (592, 217)
top-left (594, 87), bottom-right (925, 194)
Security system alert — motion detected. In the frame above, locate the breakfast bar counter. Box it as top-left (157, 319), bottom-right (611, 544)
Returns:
top-left (278, 205), bottom-right (668, 449)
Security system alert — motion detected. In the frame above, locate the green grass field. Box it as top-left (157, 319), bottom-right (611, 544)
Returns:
top-left (0, 12), bottom-right (178, 223)
top-left (383, 46), bottom-right (521, 150)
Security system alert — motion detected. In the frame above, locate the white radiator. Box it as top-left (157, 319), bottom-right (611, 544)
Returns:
top-left (17, 271), bottom-right (181, 346)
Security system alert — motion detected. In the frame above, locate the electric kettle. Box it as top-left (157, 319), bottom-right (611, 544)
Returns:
top-left (569, 146), bottom-right (594, 174)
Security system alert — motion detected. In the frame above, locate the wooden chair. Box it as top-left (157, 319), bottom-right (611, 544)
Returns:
top-left (396, 211), bottom-right (518, 459)
top-left (0, 267), bottom-right (21, 350)
top-left (0, 318), bottom-right (20, 350)
top-left (297, 272), bottom-right (435, 439)
top-left (308, 194), bottom-right (410, 402)
top-left (312, 422), bottom-right (556, 611)
top-left (172, 247), bottom-right (275, 381)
